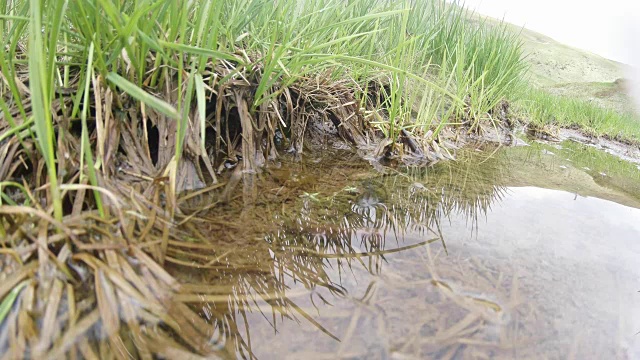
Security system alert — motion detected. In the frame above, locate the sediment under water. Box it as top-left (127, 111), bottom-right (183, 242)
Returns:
top-left (166, 140), bottom-right (640, 359)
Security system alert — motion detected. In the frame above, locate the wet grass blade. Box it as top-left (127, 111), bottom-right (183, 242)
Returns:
top-left (194, 73), bottom-right (207, 153)
top-left (0, 281), bottom-right (28, 326)
top-left (28, 0), bottom-right (62, 220)
top-left (106, 73), bottom-right (179, 120)
top-left (175, 71), bottom-right (196, 162)
top-left (44, 310), bottom-right (101, 359)
top-left (80, 43), bottom-right (104, 217)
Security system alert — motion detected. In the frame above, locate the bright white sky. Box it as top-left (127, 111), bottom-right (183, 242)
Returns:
top-left (461, 0), bottom-right (640, 66)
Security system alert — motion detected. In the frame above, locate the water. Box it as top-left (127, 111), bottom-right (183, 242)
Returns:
top-left (171, 141), bottom-right (640, 359)
top-left (243, 188), bottom-right (640, 359)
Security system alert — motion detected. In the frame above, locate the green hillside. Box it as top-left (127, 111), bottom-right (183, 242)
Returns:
top-left (476, 14), bottom-right (638, 117)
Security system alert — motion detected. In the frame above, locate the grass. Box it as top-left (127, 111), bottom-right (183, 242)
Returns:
top-left (516, 87), bottom-right (640, 143)
top-left (471, 10), bottom-right (640, 143)
top-left (0, 0), bottom-right (527, 357)
top-left (0, 0), bottom-right (529, 213)
top-left (545, 80), bottom-right (638, 118)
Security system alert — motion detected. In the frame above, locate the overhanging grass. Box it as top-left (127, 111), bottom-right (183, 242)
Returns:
top-left (0, 3), bottom-right (528, 354)
top-left (1, 0), bottom-right (527, 208)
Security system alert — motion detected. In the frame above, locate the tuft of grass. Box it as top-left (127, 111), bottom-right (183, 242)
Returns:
top-left (407, 0), bottom-right (528, 128)
top-left (1, 1), bottom-right (639, 357)
top-left (1, 0), bottom-right (528, 210)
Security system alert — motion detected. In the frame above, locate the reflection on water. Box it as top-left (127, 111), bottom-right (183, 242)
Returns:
top-left (166, 145), bottom-right (639, 359)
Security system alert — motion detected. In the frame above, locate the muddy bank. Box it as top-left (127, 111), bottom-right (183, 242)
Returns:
top-left (558, 128), bottom-right (640, 165)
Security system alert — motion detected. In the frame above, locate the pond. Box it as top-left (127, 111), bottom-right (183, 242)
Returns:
top-left (166, 140), bottom-right (640, 359)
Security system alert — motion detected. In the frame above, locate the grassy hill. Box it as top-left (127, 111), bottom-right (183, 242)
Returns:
top-left (516, 24), bottom-right (638, 116)
top-left (546, 80), bottom-right (637, 116)
top-left (475, 14), bottom-right (638, 117)
top-left (515, 24), bottom-right (628, 86)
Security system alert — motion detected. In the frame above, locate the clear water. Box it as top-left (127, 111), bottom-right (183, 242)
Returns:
top-left (172, 141), bottom-right (640, 359)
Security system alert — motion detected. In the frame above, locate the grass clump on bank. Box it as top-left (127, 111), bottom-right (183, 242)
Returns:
top-left (0, 0), bottom-right (528, 198)
top-left (516, 87), bottom-right (640, 143)
top-left (0, 0), bottom-right (557, 358)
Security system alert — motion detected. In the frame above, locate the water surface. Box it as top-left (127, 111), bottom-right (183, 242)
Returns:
top-left (175, 142), bottom-right (640, 359)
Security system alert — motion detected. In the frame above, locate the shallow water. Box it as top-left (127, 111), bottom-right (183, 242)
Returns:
top-left (175, 141), bottom-right (640, 359)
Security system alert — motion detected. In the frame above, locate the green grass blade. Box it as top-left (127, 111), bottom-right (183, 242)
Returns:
top-left (80, 43), bottom-right (104, 217)
top-left (106, 73), bottom-right (180, 120)
top-left (28, 0), bottom-right (62, 220)
top-left (0, 281), bottom-right (28, 325)
top-left (194, 73), bottom-right (207, 153)
top-left (158, 41), bottom-right (243, 63)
